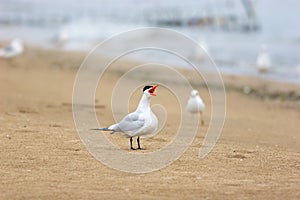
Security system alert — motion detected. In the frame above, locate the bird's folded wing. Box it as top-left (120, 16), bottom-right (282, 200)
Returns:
top-left (118, 112), bottom-right (145, 134)
top-left (4, 46), bottom-right (13, 52)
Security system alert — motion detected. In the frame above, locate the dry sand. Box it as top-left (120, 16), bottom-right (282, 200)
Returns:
top-left (0, 48), bottom-right (299, 199)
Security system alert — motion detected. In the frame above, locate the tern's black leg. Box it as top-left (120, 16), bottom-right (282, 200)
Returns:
top-left (201, 112), bottom-right (204, 125)
top-left (137, 136), bottom-right (142, 150)
top-left (130, 137), bottom-right (135, 150)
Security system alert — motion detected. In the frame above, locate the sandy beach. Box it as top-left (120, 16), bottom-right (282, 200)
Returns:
top-left (0, 47), bottom-right (300, 199)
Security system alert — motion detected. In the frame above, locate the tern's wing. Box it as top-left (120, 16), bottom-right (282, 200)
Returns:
top-left (118, 111), bottom-right (145, 135)
top-left (3, 46), bottom-right (13, 53)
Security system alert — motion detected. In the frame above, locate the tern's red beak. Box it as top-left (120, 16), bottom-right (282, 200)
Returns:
top-left (149, 85), bottom-right (158, 96)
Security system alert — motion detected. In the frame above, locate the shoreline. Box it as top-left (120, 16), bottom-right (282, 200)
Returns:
top-left (1, 39), bottom-right (300, 87)
top-left (31, 45), bottom-right (300, 103)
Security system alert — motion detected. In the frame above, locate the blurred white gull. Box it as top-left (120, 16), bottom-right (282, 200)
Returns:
top-left (194, 37), bottom-right (210, 62)
top-left (186, 89), bottom-right (205, 125)
top-left (53, 29), bottom-right (69, 46)
top-left (256, 44), bottom-right (271, 73)
top-left (0, 38), bottom-right (24, 58)
top-left (296, 65), bottom-right (300, 75)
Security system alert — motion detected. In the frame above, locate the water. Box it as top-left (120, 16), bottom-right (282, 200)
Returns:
top-left (0, 0), bottom-right (300, 84)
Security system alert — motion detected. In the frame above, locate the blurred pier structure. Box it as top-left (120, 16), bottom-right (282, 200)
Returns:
top-left (145, 0), bottom-right (260, 32)
top-left (0, 0), bottom-right (260, 32)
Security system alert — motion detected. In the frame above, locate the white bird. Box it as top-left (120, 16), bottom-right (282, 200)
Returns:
top-left (53, 29), bottom-right (69, 46)
top-left (186, 89), bottom-right (205, 125)
top-left (0, 38), bottom-right (24, 58)
top-left (194, 37), bottom-right (210, 62)
top-left (256, 44), bottom-right (271, 73)
top-left (91, 85), bottom-right (159, 150)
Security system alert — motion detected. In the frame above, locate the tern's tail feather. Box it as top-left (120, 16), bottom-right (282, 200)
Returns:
top-left (89, 127), bottom-right (118, 134)
top-left (90, 123), bottom-right (120, 134)
top-left (89, 127), bottom-right (111, 131)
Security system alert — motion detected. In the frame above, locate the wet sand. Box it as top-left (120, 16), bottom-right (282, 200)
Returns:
top-left (0, 48), bottom-right (299, 199)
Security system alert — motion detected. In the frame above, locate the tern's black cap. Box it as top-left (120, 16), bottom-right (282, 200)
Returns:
top-left (143, 85), bottom-right (153, 92)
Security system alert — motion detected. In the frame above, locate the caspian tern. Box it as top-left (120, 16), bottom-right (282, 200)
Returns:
top-left (186, 89), bottom-right (205, 125)
top-left (92, 85), bottom-right (158, 150)
top-left (0, 38), bottom-right (24, 58)
top-left (256, 44), bottom-right (271, 73)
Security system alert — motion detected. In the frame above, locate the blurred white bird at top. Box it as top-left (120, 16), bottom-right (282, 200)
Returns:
top-left (52, 28), bottom-right (69, 47)
top-left (296, 65), bottom-right (300, 74)
top-left (0, 38), bottom-right (24, 58)
top-left (194, 37), bottom-right (210, 62)
top-left (256, 44), bottom-right (271, 73)
top-left (186, 89), bottom-right (205, 125)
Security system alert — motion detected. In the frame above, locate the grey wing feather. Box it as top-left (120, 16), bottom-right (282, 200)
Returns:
top-left (4, 46), bottom-right (13, 52)
top-left (118, 112), bottom-right (145, 134)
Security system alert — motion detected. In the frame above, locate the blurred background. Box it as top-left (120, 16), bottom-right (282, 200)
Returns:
top-left (0, 0), bottom-right (300, 83)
